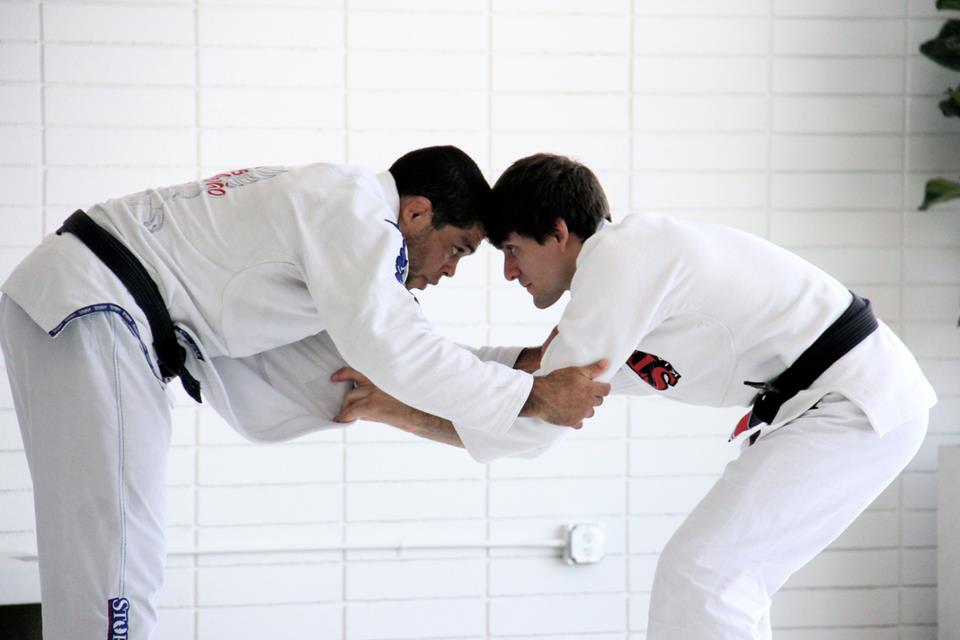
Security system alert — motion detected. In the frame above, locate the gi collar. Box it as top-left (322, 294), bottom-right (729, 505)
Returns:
top-left (376, 171), bottom-right (401, 224)
top-left (378, 171), bottom-right (410, 285)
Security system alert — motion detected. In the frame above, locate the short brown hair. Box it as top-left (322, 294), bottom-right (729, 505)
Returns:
top-left (487, 153), bottom-right (610, 246)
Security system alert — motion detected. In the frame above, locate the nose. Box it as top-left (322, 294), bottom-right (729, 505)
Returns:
top-left (441, 256), bottom-right (459, 279)
top-left (503, 254), bottom-right (519, 281)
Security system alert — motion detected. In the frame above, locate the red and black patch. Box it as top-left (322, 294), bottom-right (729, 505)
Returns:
top-left (627, 350), bottom-right (681, 391)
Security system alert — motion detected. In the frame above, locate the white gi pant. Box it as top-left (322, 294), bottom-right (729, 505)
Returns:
top-left (1, 296), bottom-right (170, 640)
top-left (646, 393), bottom-right (928, 639)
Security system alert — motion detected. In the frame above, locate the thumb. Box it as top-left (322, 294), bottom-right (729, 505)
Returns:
top-left (331, 367), bottom-right (368, 384)
top-left (581, 358), bottom-right (609, 379)
top-left (542, 326), bottom-right (559, 351)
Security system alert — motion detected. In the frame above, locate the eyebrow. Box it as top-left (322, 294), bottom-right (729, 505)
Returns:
top-left (461, 235), bottom-right (480, 255)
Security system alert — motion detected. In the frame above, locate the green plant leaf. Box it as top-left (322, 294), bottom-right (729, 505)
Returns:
top-left (938, 85), bottom-right (960, 116)
top-left (938, 19), bottom-right (960, 39)
top-left (919, 177), bottom-right (960, 210)
top-left (937, 0), bottom-right (960, 10)
top-left (920, 19), bottom-right (960, 70)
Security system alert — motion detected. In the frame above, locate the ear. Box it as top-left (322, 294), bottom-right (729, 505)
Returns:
top-left (552, 217), bottom-right (571, 249)
top-left (398, 196), bottom-right (434, 234)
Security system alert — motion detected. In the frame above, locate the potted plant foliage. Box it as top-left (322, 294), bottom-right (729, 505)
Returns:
top-left (919, 1), bottom-right (960, 209)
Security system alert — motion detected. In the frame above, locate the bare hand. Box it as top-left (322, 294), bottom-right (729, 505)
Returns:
top-left (522, 359), bottom-right (611, 429)
top-left (330, 367), bottom-right (464, 447)
top-left (331, 367), bottom-right (418, 427)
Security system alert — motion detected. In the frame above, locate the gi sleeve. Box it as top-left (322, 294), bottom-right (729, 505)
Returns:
top-left (453, 227), bottom-right (682, 462)
top-left (461, 344), bottom-right (524, 367)
top-left (296, 182), bottom-right (533, 435)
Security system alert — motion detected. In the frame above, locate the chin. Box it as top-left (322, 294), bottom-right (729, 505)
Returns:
top-left (405, 277), bottom-right (426, 291)
top-left (533, 294), bottom-right (558, 309)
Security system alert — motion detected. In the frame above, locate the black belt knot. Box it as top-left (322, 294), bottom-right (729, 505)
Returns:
top-left (57, 209), bottom-right (202, 403)
top-left (743, 292), bottom-right (878, 427)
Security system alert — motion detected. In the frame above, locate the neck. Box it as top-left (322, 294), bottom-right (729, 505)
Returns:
top-left (560, 236), bottom-right (584, 291)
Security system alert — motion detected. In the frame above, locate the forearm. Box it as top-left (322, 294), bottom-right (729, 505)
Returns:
top-left (397, 407), bottom-right (464, 448)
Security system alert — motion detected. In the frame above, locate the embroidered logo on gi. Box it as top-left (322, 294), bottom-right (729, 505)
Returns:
top-left (127, 166), bottom-right (289, 233)
top-left (385, 219), bottom-right (409, 284)
top-left (627, 350), bottom-right (681, 391)
top-left (201, 166), bottom-right (289, 197)
top-left (108, 597), bottom-right (130, 640)
top-left (394, 240), bottom-right (409, 284)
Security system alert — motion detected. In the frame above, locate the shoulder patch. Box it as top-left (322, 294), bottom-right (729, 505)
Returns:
top-left (627, 350), bottom-right (681, 391)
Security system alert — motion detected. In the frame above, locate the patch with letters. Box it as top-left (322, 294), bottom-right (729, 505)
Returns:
top-left (627, 350), bottom-right (681, 391)
top-left (108, 597), bottom-right (130, 640)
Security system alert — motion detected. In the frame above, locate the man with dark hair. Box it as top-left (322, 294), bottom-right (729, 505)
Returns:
top-left (485, 152), bottom-right (611, 248)
top-left (334, 152), bottom-right (936, 639)
top-left (0, 147), bottom-right (610, 640)
top-left (389, 145), bottom-right (492, 230)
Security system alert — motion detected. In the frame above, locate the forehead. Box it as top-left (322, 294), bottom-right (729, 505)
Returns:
top-left (502, 232), bottom-right (540, 248)
top-left (440, 224), bottom-right (484, 248)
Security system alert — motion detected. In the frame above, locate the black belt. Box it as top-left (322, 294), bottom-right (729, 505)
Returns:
top-left (56, 209), bottom-right (202, 403)
top-left (733, 292), bottom-right (878, 440)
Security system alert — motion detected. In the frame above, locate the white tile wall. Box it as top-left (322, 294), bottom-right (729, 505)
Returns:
top-left (44, 44), bottom-right (196, 85)
top-left (1, 1), bottom-right (957, 639)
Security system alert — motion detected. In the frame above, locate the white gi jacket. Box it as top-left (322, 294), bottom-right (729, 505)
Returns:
top-left (1, 163), bottom-right (531, 442)
top-left (455, 213), bottom-right (938, 462)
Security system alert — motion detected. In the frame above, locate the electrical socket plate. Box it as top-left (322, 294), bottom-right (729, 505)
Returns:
top-left (563, 522), bottom-right (606, 565)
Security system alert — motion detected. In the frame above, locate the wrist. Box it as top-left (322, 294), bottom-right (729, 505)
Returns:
top-left (520, 376), bottom-right (545, 418)
top-left (514, 346), bottom-right (542, 373)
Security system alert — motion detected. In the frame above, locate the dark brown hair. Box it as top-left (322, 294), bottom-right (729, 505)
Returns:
top-left (488, 153), bottom-right (610, 246)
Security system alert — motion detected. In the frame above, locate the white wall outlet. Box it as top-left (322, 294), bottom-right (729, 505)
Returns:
top-left (563, 523), bottom-right (606, 565)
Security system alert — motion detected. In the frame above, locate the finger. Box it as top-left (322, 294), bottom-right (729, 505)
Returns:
top-left (542, 326), bottom-right (559, 350)
top-left (588, 381), bottom-right (611, 397)
top-left (333, 402), bottom-right (355, 423)
top-left (572, 422), bottom-right (583, 430)
top-left (331, 367), bottom-right (365, 384)
top-left (593, 395), bottom-right (604, 407)
top-left (342, 387), bottom-right (370, 404)
top-left (337, 390), bottom-right (368, 418)
top-left (580, 358), bottom-right (609, 379)
top-left (336, 397), bottom-right (369, 423)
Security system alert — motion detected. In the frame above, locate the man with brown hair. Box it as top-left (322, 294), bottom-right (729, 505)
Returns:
top-left (334, 152), bottom-right (936, 639)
